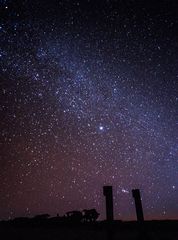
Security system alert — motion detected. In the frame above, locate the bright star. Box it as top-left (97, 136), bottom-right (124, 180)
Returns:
top-left (99, 126), bottom-right (104, 131)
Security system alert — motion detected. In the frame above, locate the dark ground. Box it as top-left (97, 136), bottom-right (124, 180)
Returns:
top-left (0, 220), bottom-right (177, 240)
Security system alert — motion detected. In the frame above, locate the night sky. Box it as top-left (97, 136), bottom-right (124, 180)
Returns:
top-left (0, 0), bottom-right (178, 221)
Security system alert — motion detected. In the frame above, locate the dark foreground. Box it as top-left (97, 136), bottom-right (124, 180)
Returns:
top-left (0, 220), bottom-right (177, 240)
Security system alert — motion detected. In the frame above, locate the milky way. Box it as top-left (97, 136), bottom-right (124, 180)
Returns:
top-left (0, 0), bottom-right (178, 220)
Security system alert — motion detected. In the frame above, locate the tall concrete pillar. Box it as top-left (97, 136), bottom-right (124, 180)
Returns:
top-left (103, 186), bottom-right (114, 221)
top-left (132, 189), bottom-right (144, 222)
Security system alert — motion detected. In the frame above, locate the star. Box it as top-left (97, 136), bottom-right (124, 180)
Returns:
top-left (99, 126), bottom-right (104, 131)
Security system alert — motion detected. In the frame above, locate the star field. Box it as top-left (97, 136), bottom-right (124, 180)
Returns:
top-left (0, 0), bottom-right (178, 220)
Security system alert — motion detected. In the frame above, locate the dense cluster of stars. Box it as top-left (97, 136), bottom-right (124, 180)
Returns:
top-left (0, 0), bottom-right (177, 220)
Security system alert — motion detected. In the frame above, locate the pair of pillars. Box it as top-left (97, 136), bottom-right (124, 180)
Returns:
top-left (103, 186), bottom-right (144, 222)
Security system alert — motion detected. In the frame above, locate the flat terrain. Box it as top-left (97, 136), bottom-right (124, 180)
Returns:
top-left (0, 220), bottom-right (177, 240)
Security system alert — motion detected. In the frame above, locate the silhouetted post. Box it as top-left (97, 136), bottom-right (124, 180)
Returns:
top-left (132, 189), bottom-right (144, 222)
top-left (103, 186), bottom-right (114, 221)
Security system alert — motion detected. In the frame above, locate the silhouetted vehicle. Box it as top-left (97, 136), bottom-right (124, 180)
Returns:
top-left (82, 209), bottom-right (100, 222)
top-left (65, 211), bottom-right (83, 222)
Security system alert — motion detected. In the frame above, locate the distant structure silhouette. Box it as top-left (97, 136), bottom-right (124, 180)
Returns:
top-left (103, 186), bottom-right (114, 221)
top-left (65, 211), bottom-right (83, 222)
top-left (132, 189), bottom-right (144, 222)
top-left (82, 209), bottom-right (99, 222)
top-left (34, 214), bottom-right (50, 219)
